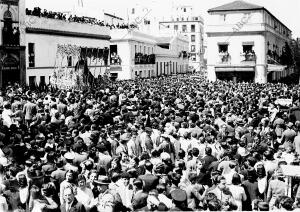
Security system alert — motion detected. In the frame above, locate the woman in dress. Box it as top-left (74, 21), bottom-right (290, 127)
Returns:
top-left (228, 173), bottom-right (247, 211)
top-left (256, 164), bottom-right (268, 202)
top-left (28, 185), bottom-right (58, 212)
top-left (75, 174), bottom-right (94, 211)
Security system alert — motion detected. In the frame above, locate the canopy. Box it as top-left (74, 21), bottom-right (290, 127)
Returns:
top-left (267, 64), bottom-right (287, 72)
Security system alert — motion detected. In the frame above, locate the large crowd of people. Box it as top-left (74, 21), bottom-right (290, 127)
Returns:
top-left (0, 76), bottom-right (300, 211)
top-left (25, 7), bottom-right (138, 30)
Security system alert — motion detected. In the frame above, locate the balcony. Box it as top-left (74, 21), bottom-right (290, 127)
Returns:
top-left (218, 52), bottom-right (230, 64)
top-left (110, 53), bottom-right (121, 65)
top-left (240, 52), bottom-right (256, 65)
top-left (134, 53), bottom-right (155, 65)
top-left (2, 24), bottom-right (20, 46)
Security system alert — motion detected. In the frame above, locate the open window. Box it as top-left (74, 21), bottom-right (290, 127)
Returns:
top-left (218, 44), bottom-right (228, 53)
top-left (242, 42), bottom-right (255, 61)
top-left (218, 43), bottom-right (229, 63)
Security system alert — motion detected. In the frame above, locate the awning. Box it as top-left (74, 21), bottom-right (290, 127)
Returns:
top-left (215, 66), bottom-right (255, 72)
top-left (267, 64), bottom-right (287, 72)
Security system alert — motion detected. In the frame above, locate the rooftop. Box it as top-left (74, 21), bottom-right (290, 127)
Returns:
top-left (156, 37), bottom-right (173, 44)
top-left (208, 0), bottom-right (291, 32)
top-left (208, 0), bottom-right (263, 12)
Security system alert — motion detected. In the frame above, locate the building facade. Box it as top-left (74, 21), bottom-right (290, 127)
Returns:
top-left (206, 0), bottom-right (292, 83)
top-left (0, 0), bottom-right (26, 87)
top-left (103, 12), bottom-right (124, 26)
top-left (24, 14), bottom-right (110, 86)
top-left (159, 5), bottom-right (205, 73)
top-left (109, 29), bottom-right (189, 80)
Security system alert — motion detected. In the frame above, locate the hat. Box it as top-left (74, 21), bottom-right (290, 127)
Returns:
top-left (120, 133), bottom-right (131, 141)
top-left (238, 147), bottom-right (249, 157)
top-left (120, 172), bottom-right (131, 179)
top-left (236, 119), bottom-right (245, 125)
top-left (94, 176), bottom-right (111, 185)
top-left (287, 122), bottom-right (293, 128)
top-left (171, 189), bottom-right (187, 202)
top-left (0, 157), bottom-right (11, 167)
top-left (145, 127), bottom-right (152, 132)
top-left (64, 152), bottom-right (75, 160)
top-left (133, 178), bottom-right (143, 186)
top-left (147, 195), bottom-right (160, 207)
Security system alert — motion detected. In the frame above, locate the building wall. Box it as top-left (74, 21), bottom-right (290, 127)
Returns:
top-left (26, 33), bottom-right (109, 84)
top-left (24, 16), bottom-right (110, 85)
top-left (159, 20), bottom-right (204, 72)
top-left (207, 9), bottom-right (291, 83)
top-left (110, 29), bottom-right (189, 80)
top-left (103, 14), bottom-right (124, 26)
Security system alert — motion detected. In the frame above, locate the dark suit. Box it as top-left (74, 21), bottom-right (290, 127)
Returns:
top-left (202, 155), bottom-right (217, 171)
top-left (132, 190), bottom-right (148, 210)
top-left (138, 173), bottom-right (159, 192)
top-left (60, 198), bottom-right (86, 212)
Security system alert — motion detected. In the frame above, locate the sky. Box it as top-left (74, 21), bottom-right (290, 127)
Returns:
top-left (26, 0), bottom-right (300, 38)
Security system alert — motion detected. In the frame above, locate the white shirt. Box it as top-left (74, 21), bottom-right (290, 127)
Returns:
top-left (2, 109), bottom-right (13, 127)
top-left (158, 193), bottom-right (173, 209)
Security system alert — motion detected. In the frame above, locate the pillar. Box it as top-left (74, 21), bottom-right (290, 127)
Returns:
top-left (254, 34), bottom-right (267, 83)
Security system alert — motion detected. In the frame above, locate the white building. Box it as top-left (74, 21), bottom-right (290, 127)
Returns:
top-left (206, 0), bottom-right (292, 83)
top-left (109, 29), bottom-right (189, 80)
top-left (103, 12), bottom-right (124, 26)
top-left (24, 14), bottom-right (110, 85)
top-left (159, 5), bottom-right (205, 73)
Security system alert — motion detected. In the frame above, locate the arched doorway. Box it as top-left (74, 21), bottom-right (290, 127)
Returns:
top-left (1, 55), bottom-right (20, 87)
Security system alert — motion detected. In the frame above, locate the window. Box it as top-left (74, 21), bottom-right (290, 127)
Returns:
top-left (132, 8), bottom-right (135, 14)
top-left (144, 46), bottom-right (146, 54)
top-left (183, 8), bottom-right (186, 12)
top-left (28, 43), bottom-right (35, 67)
top-left (191, 25), bottom-right (195, 32)
top-left (218, 44), bottom-right (228, 53)
top-left (195, 17), bottom-right (198, 21)
top-left (148, 47), bottom-right (150, 54)
top-left (191, 45), bottom-right (196, 52)
top-left (135, 45), bottom-right (137, 54)
top-left (220, 14), bottom-right (226, 22)
top-left (191, 35), bottom-right (195, 42)
top-left (67, 56), bottom-right (72, 67)
top-left (191, 54), bottom-right (196, 61)
top-left (176, 18), bottom-right (179, 21)
top-left (182, 25), bottom-right (187, 32)
top-left (140, 46), bottom-right (142, 53)
top-left (29, 76), bottom-right (36, 87)
top-left (40, 76), bottom-right (45, 86)
top-left (243, 45), bottom-right (253, 53)
top-left (174, 25), bottom-right (178, 30)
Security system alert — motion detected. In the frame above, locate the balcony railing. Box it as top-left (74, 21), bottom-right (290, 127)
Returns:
top-left (241, 52), bottom-right (256, 62)
top-left (110, 54), bottom-right (121, 65)
top-left (135, 53), bottom-right (155, 65)
top-left (219, 52), bottom-right (230, 63)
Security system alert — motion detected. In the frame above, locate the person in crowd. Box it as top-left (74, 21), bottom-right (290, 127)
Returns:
top-left (61, 186), bottom-right (86, 212)
top-left (0, 75), bottom-right (300, 211)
